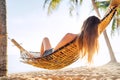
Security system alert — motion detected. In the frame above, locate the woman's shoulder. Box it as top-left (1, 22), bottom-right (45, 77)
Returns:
top-left (65, 33), bottom-right (77, 37)
top-left (54, 33), bottom-right (78, 50)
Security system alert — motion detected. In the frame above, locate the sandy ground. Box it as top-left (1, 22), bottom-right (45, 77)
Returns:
top-left (0, 62), bottom-right (120, 80)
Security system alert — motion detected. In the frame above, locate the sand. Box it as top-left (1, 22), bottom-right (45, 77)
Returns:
top-left (0, 62), bottom-right (120, 80)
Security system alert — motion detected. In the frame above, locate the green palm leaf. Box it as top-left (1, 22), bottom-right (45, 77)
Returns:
top-left (44, 0), bottom-right (83, 15)
top-left (44, 0), bottom-right (61, 14)
top-left (95, 1), bottom-right (109, 10)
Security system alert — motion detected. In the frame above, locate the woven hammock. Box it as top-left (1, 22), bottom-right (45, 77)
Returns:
top-left (11, 38), bottom-right (79, 69)
top-left (11, 6), bottom-right (117, 70)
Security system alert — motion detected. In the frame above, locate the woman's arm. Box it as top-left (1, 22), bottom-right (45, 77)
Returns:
top-left (98, 6), bottom-right (117, 34)
top-left (98, 0), bottom-right (120, 35)
top-left (54, 33), bottom-right (77, 51)
top-left (110, 0), bottom-right (120, 8)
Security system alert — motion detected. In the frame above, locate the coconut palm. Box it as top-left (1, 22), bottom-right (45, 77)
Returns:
top-left (0, 0), bottom-right (7, 77)
top-left (43, 0), bottom-right (119, 63)
top-left (92, 0), bottom-right (120, 62)
top-left (91, 0), bottom-right (119, 63)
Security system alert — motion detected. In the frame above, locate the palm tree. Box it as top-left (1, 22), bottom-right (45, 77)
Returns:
top-left (43, 0), bottom-right (119, 63)
top-left (91, 0), bottom-right (118, 63)
top-left (0, 0), bottom-right (7, 77)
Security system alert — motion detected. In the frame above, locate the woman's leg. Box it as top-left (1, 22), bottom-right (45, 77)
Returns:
top-left (40, 37), bottom-right (52, 56)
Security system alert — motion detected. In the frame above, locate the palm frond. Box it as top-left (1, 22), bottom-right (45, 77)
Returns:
top-left (43, 0), bottom-right (49, 8)
top-left (80, 0), bottom-right (83, 5)
top-left (69, 4), bottom-right (75, 16)
top-left (116, 6), bottom-right (120, 27)
top-left (44, 0), bottom-right (61, 14)
top-left (69, 0), bottom-right (83, 16)
top-left (111, 11), bottom-right (120, 35)
top-left (116, 12), bottom-right (120, 28)
top-left (111, 17), bottom-right (116, 36)
top-left (95, 1), bottom-right (110, 10)
top-left (44, 0), bottom-right (83, 15)
top-left (117, 7), bottom-right (120, 14)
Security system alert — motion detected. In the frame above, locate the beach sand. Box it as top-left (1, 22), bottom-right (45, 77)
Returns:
top-left (0, 62), bottom-right (120, 80)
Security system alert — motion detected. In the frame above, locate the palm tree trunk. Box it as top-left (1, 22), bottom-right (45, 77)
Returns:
top-left (0, 0), bottom-right (7, 76)
top-left (103, 31), bottom-right (116, 62)
top-left (91, 0), bottom-right (117, 62)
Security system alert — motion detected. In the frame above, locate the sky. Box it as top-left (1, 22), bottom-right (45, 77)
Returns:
top-left (7, 0), bottom-right (92, 55)
top-left (6, 0), bottom-right (120, 73)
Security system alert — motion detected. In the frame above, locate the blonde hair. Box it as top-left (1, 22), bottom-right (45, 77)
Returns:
top-left (77, 16), bottom-right (100, 62)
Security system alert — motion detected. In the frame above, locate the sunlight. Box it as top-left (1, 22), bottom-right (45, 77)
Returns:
top-left (92, 35), bottom-right (110, 66)
top-left (7, 0), bottom-right (120, 74)
top-left (93, 52), bottom-right (110, 66)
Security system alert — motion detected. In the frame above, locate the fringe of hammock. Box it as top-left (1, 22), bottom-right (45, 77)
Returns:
top-left (11, 39), bottom-right (41, 59)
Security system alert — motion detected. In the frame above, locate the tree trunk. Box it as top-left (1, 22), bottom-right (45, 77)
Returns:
top-left (0, 0), bottom-right (7, 76)
top-left (103, 31), bottom-right (117, 62)
top-left (91, 0), bottom-right (117, 62)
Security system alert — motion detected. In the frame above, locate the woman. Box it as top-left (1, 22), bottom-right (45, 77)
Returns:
top-left (32, 0), bottom-right (119, 62)
top-left (40, 16), bottom-right (100, 63)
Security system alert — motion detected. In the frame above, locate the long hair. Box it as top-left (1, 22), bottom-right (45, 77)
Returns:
top-left (77, 16), bottom-right (100, 62)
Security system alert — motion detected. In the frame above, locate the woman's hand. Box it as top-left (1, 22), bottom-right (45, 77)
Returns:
top-left (110, 0), bottom-right (120, 8)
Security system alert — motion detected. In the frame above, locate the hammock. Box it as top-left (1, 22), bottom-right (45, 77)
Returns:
top-left (11, 37), bottom-right (79, 69)
top-left (11, 6), bottom-right (117, 70)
